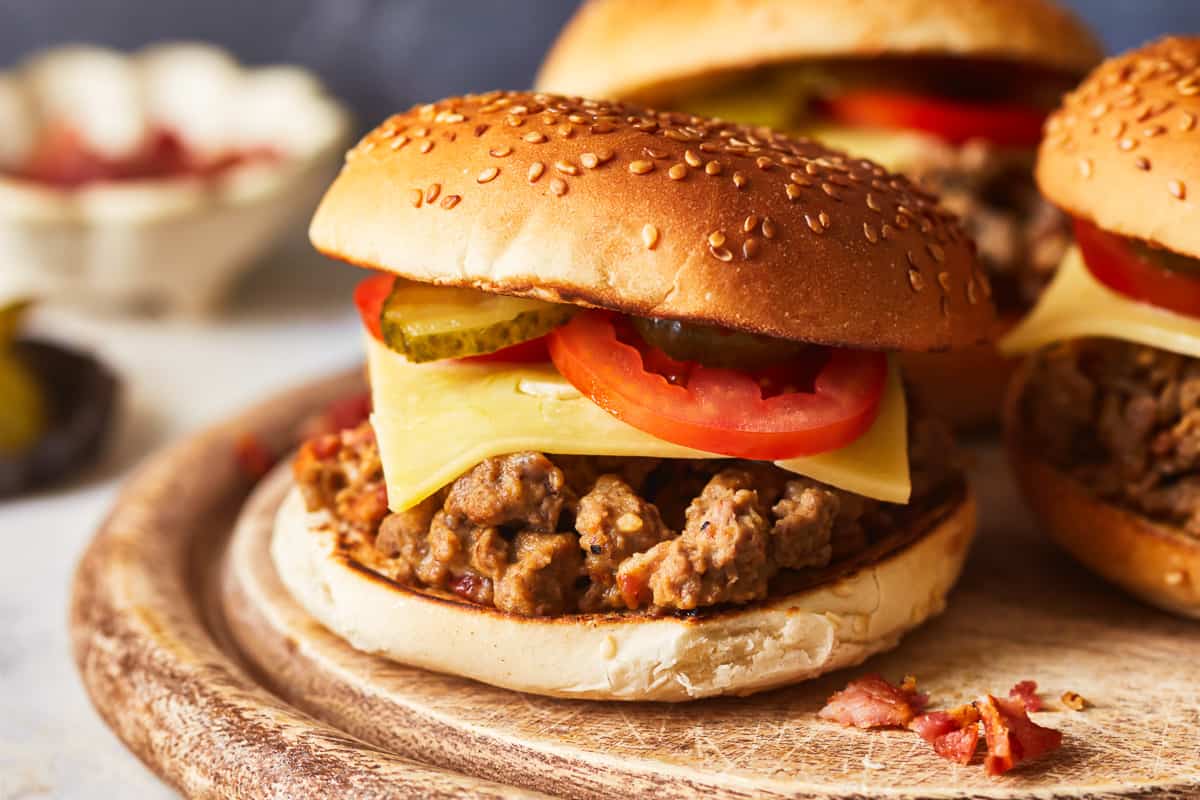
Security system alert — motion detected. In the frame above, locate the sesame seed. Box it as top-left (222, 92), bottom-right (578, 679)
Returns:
top-left (804, 214), bottom-right (823, 234)
top-left (1169, 180), bottom-right (1187, 200)
top-left (818, 211), bottom-right (831, 229)
top-left (523, 132), bottom-right (547, 144)
top-left (549, 178), bottom-right (568, 196)
top-left (863, 222), bottom-right (879, 244)
top-left (629, 160), bottom-right (655, 175)
top-left (880, 223), bottom-right (895, 240)
top-left (705, 160), bottom-right (722, 176)
top-left (927, 242), bottom-right (946, 263)
top-left (1079, 158), bottom-right (1094, 178)
top-left (1182, 112), bottom-right (1198, 132)
top-left (473, 124), bottom-right (489, 137)
top-left (442, 112), bottom-right (465, 123)
top-left (906, 250), bottom-right (920, 269)
top-left (708, 231), bottom-right (727, 248)
top-left (643, 147), bottom-right (667, 160)
top-left (967, 279), bottom-right (979, 305)
top-left (506, 114), bottom-right (525, 127)
top-left (709, 245), bottom-right (734, 262)
top-left (412, 126), bottom-right (430, 137)
top-left (937, 272), bottom-right (952, 292)
top-left (590, 122), bottom-right (615, 134)
top-left (866, 193), bottom-right (883, 213)
top-left (684, 149), bottom-right (702, 168)
top-left (755, 156), bottom-right (774, 170)
top-left (785, 183), bottom-right (802, 201)
top-left (441, 194), bottom-right (461, 209)
top-left (595, 148), bottom-right (615, 164)
top-left (425, 183), bottom-right (441, 203)
top-left (390, 135), bottom-right (409, 150)
top-left (1178, 76), bottom-right (1200, 96)
top-left (1135, 157), bottom-right (1152, 171)
top-left (908, 269), bottom-right (925, 292)
top-left (419, 140), bottom-right (434, 154)
top-left (1144, 125), bottom-right (1167, 138)
top-left (1165, 569), bottom-right (1186, 586)
top-left (661, 163), bottom-right (685, 181)
top-left (1089, 102), bottom-right (1110, 118)
top-left (1119, 137), bottom-right (1139, 151)
top-left (893, 213), bottom-right (911, 230)
top-left (558, 124), bottom-right (575, 138)
top-left (580, 153), bottom-right (599, 169)
top-left (555, 160), bottom-right (579, 176)
top-left (642, 224), bottom-right (660, 250)
top-left (477, 167), bottom-right (499, 183)
top-left (528, 162), bottom-right (545, 183)
top-left (743, 237), bottom-right (761, 260)
top-left (732, 171), bottom-right (747, 189)
top-left (409, 188), bottom-right (423, 208)
top-left (489, 145), bottom-right (513, 158)
top-left (743, 215), bottom-right (759, 234)
top-left (761, 217), bottom-right (777, 239)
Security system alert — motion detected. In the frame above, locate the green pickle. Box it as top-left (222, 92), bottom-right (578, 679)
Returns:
top-left (380, 282), bottom-right (574, 362)
top-left (632, 317), bottom-right (808, 370)
top-left (0, 352), bottom-right (46, 453)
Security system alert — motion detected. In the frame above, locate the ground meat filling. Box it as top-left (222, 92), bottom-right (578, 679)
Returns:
top-left (296, 412), bottom-right (962, 617)
top-left (1023, 339), bottom-right (1200, 537)
top-left (907, 140), bottom-right (1072, 312)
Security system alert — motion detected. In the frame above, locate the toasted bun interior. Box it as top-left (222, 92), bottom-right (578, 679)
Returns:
top-left (1037, 37), bottom-right (1200, 259)
top-left (536, 0), bottom-right (1102, 101)
top-left (1006, 362), bottom-right (1200, 619)
top-left (310, 92), bottom-right (995, 352)
top-left (271, 486), bottom-right (976, 702)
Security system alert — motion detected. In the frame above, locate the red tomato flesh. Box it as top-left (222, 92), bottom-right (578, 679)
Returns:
top-left (1075, 219), bottom-right (1200, 319)
top-left (548, 312), bottom-right (887, 460)
top-left (822, 91), bottom-right (1047, 148)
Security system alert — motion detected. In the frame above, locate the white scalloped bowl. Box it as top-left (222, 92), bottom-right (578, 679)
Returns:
top-left (0, 43), bottom-right (351, 314)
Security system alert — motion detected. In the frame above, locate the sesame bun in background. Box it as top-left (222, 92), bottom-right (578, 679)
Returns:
top-left (536, 0), bottom-right (1103, 102)
top-left (1036, 37), bottom-right (1200, 256)
top-left (311, 92), bottom-right (994, 352)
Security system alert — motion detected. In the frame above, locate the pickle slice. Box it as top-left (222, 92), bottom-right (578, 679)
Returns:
top-left (0, 301), bottom-right (30, 346)
top-left (632, 316), bottom-right (809, 370)
top-left (0, 352), bottom-right (47, 453)
top-left (380, 283), bottom-right (574, 362)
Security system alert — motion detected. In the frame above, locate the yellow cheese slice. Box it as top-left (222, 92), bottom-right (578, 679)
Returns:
top-left (368, 335), bottom-right (910, 511)
top-left (1001, 246), bottom-right (1200, 359)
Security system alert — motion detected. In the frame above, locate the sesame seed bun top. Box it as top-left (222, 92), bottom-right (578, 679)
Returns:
top-left (535, 0), bottom-right (1102, 102)
top-left (310, 92), bottom-right (995, 352)
top-left (1037, 37), bottom-right (1200, 259)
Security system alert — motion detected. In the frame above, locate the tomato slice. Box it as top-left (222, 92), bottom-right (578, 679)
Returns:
top-left (547, 312), bottom-right (887, 460)
top-left (822, 91), bottom-right (1047, 148)
top-left (354, 274), bottom-right (551, 363)
top-left (1075, 219), bottom-right (1200, 318)
top-left (354, 273), bottom-right (395, 342)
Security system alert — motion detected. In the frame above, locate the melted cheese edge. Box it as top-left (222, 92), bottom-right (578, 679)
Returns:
top-left (1001, 246), bottom-right (1200, 359)
top-left (367, 336), bottom-right (911, 511)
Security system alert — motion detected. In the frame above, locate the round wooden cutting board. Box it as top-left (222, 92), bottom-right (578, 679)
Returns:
top-left (72, 371), bottom-right (1200, 799)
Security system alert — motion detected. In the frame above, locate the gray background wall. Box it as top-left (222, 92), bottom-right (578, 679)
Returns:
top-left (1, 1), bottom-right (1198, 128)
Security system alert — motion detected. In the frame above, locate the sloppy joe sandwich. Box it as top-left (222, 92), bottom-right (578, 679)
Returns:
top-left (1003, 37), bottom-right (1200, 618)
top-left (536, 0), bottom-right (1102, 427)
top-left (276, 91), bottom-right (994, 701)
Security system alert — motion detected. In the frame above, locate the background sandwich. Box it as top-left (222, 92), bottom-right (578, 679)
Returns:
top-left (536, 0), bottom-right (1103, 427)
top-left (279, 90), bottom-right (994, 701)
top-left (1003, 37), bottom-right (1200, 618)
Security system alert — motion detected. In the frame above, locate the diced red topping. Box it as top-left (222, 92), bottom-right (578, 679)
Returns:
top-left (976, 694), bottom-right (1063, 777)
top-left (818, 674), bottom-right (929, 729)
top-left (910, 705), bottom-right (981, 765)
top-left (1008, 680), bottom-right (1044, 712)
top-left (234, 432), bottom-right (276, 480)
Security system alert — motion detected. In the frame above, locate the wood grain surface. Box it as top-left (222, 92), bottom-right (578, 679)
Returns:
top-left (69, 369), bottom-right (550, 799)
top-left (73, 369), bottom-right (1200, 799)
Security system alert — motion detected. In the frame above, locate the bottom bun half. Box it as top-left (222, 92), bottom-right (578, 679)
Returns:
top-left (899, 314), bottom-right (1020, 432)
top-left (271, 485), bottom-right (976, 702)
top-left (1006, 364), bottom-right (1200, 619)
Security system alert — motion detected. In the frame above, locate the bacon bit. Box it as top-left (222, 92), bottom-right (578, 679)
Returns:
top-left (909, 705), bottom-right (981, 765)
top-left (819, 674), bottom-right (929, 729)
top-left (450, 572), bottom-right (488, 600)
top-left (1061, 691), bottom-right (1088, 711)
top-left (617, 572), bottom-right (648, 609)
top-left (1009, 680), bottom-right (1044, 712)
top-left (234, 433), bottom-right (276, 480)
top-left (976, 694), bottom-right (1063, 777)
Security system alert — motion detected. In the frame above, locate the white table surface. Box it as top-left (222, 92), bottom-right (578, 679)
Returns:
top-left (0, 246), bottom-right (362, 799)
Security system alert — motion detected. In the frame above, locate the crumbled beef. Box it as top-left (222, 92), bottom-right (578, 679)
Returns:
top-left (296, 407), bottom-right (963, 617)
top-left (1023, 339), bottom-right (1200, 535)
top-left (616, 469), bottom-right (773, 611)
top-left (907, 140), bottom-right (1072, 311)
top-left (293, 423), bottom-right (388, 532)
top-left (575, 475), bottom-right (671, 611)
top-left (444, 452), bottom-right (565, 531)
